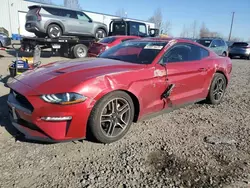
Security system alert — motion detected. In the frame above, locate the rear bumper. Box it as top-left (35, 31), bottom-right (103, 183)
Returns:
top-left (229, 51), bottom-right (250, 57)
top-left (25, 22), bottom-right (45, 33)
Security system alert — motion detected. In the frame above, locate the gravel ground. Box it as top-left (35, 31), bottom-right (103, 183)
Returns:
top-left (0, 50), bottom-right (250, 188)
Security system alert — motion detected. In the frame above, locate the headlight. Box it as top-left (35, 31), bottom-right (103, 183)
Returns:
top-left (41, 92), bottom-right (87, 105)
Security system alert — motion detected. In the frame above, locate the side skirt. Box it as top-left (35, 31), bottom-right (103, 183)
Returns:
top-left (137, 98), bottom-right (206, 122)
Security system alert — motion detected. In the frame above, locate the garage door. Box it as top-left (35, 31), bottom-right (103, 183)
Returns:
top-left (18, 11), bottom-right (35, 37)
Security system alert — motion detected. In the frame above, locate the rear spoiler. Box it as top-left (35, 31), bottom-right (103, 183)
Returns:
top-left (28, 5), bottom-right (42, 9)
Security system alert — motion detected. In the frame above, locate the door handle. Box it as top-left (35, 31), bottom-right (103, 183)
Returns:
top-left (198, 68), bottom-right (207, 72)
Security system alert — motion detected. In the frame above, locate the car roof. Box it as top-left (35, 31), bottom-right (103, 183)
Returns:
top-left (112, 35), bottom-right (141, 39)
top-left (29, 4), bottom-right (82, 12)
top-left (131, 37), bottom-right (198, 44)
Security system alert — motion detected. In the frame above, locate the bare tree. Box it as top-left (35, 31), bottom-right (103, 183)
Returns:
top-left (163, 20), bottom-right (171, 34)
top-left (64, 0), bottom-right (81, 10)
top-left (115, 8), bottom-right (127, 18)
top-left (148, 8), bottom-right (162, 30)
top-left (180, 24), bottom-right (190, 38)
top-left (230, 37), bottom-right (244, 42)
top-left (191, 20), bottom-right (198, 39)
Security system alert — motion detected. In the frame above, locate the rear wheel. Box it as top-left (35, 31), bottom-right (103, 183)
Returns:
top-left (47, 24), bottom-right (62, 38)
top-left (206, 73), bottom-right (227, 105)
top-left (72, 44), bottom-right (88, 58)
top-left (87, 91), bottom-right (135, 143)
top-left (95, 29), bottom-right (107, 39)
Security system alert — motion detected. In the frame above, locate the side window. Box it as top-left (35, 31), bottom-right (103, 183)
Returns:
top-left (162, 43), bottom-right (202, 63)
top-left (43, 7), bottom-right (62, 16)
top-left (139, 25), bottom-right (146, 34)
top-left (220, 40), bottom-right (226, 47)
top-left (77, 12), bottom-right (90, 21)
top-left (200, 47), bottom-right (209, 59)
top-left (62, 10), bottom-right (77, 19)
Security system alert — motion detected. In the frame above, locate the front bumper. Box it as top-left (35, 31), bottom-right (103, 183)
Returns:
top-left (7, 89), bottom-right (91, 142)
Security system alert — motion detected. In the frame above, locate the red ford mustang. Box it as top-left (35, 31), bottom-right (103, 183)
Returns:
top-left (7, 38), bottom-right (232, 143)
top-left (88, 35), bottom-right (140, 57)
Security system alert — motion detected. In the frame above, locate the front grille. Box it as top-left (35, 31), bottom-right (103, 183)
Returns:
top-left (11, 89), bottom-right (34, 112)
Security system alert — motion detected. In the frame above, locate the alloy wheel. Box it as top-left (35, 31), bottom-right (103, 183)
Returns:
top-left (100, 98), bottom-right (131, 137)
top-left (76, 47), bottom-right (87, 57)
top-left (212, 77), bottom-right (225, 101)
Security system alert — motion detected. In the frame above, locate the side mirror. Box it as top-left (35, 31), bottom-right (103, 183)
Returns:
top-left (211, 44), bottom-right (217, 48)
top-left (88, 19), bottom-right (93, 23)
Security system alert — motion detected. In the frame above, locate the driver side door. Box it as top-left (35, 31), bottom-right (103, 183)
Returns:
top-left (162, 43), bottom-right (209, 106)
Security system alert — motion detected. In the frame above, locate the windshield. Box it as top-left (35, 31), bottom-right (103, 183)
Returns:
top-left (196, 39), bottom-right (212, 47)
top-left (99, 41), bottom-right (167, 64)
top-left (232, 42), bottom-right (249, 47)
top-left (98, 37), bottom-right (116, 44)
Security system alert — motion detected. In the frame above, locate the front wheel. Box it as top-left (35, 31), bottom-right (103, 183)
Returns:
top-left (87, 91), bottom-right (135, 143)
top-left (95, 29), bottom-right (107, 39)
top-left (206, 73), bottom-right (227, 105)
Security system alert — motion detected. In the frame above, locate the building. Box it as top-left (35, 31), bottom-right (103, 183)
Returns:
top-left (0, 0), bottom-right (155, 38)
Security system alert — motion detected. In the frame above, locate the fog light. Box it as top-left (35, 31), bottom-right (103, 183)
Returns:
top-left (41, 116), bottom-right (72, 121)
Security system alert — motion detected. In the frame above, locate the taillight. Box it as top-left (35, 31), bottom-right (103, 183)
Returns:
top-left (36, 8), bottom-right (41, 21)
top-left (100, 46), bottom-right (109, 52)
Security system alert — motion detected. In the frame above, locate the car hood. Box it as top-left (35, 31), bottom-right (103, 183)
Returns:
top-left (9, 58), bottom-right (144, 94)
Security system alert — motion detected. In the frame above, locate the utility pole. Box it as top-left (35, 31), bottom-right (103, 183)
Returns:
top-left (228, 12), bottom-right (235, 41)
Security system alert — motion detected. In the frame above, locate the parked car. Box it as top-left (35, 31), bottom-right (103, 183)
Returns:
top-left (0, 32), bottom-right (11, 47)
top-left (7, 38), bottom-right (232, 144)
top-left (228, 42), bottom-right (250, 60)
top-left (88, 35), bottom-right (140, 57)
top-left (196, 37), bottom-right (228, 56)
top-left (25, 5), bottom-right (108, 39)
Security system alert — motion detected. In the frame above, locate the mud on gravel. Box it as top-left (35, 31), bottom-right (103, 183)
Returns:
top-left (0, 55), bottom-right (250, 188)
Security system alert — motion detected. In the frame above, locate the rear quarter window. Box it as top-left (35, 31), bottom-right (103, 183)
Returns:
top-left (200, 47), bottom-right (209, 59)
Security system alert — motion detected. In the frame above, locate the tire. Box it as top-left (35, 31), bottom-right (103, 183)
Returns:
top-left (222, 52), bottom-right (227, 57)
top-left (206, 73), bottom-right (227, 105)
top-left (72, 44), bottom-right (88, 58)
top-left (87, 91), bottom-right (135, 144)
top-left (95, 28), bottom-right (107, 39)
top-left (47, 24), bottom-right (62, 38)
top-left (0, 41), bottom-right (2, 47)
